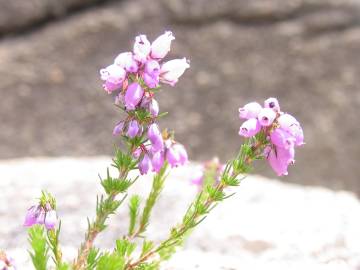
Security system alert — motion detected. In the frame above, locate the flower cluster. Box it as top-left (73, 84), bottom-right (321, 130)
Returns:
top-left (100, 31), bottom-right (190, 95)
top-left (133, 127), bottom-right (188, 174)
top-left (191, 157), bottom-right (224, 188)
top-left (100, 31), bottom-right (190, 175)
top-left (23, 193), bottom-right (57, 230)
top-left (238, 98), bottom-right (304, 176)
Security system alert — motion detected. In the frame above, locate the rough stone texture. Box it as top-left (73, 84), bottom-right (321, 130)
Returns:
top-left (0, 0), bottom-right (111, 35)
top-left (0, 0), bottom-right (360, 194)
top-left (1, 157), bottom-right (360, 269)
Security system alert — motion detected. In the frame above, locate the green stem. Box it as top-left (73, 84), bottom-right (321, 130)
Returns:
top-left (47, 225), bottom-right (64, 269)
top-left (126, 140), bottom-right (263, 269)
top-left (130, 164), bottom-right (169, 239)
top-left (73, 147), bottom-right (136, 270)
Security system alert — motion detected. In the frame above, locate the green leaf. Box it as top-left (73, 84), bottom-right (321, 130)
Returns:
top-left (206, 185), bottom-right (226, 201)
top-left (112, 148), bottom-right (138, 172)
top-left (141, 240), bottom-right (154, 257)
top-left (28, 225), bottom-right (49, 270)
top-left (87, 248), bottom-right (101, 270)
top-left (96, 252), bottom-right (125, 270)
top-left (138, 164), bottom-right (168, 234)
top-left (101, 168), bottom-right (137, 195)
top-left (128, 195), bottom-right (141, 235)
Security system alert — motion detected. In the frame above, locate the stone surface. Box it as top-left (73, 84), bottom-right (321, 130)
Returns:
top-left (0, 0), bottom-right (359, 194)
top-left (1, 157), bottom-right (360, 269)
top-left (0, 0), bottom-right (111, 35)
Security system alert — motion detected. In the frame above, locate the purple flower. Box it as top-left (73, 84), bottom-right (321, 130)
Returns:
top-left (36, 208), bottom-right (46, 225)
top-left (264, 97), bottom-right (280, 112)
top-left (191, 169), bottom-right (204, 186)
top-left (258, 108), bottom-right (276, 127)
top-left (149, 99), bottom-right (159, 117)
top-left (127, 120), bottom-right (140, 138)
top-left (160, 58), bottom-right (190, 86)
top-left (143, 72), bottom-right (159, 88)
top-left (114, 52), bottom-right (138, 73)
top-left (133, 147), bottom-right (142, 159)
top-left (152, 151), bottom-right (164, 172)
top-left (102, 81), bottom-right (122, 94)
top-left (139, 154), bottom-right (152, 175)
top-left (113, 121), bottom-right (125, 136)
top-left (277, 113), bottom-right (304, 146)
top-left (125, 82), bottom-right (144, 110)
top-left (100, 64), bottom-right (126, 93)
top-left (166, 145), bottom-right (180, 168)
top-left (44, 210), bottom-right (57, 230)
top-left (270, 128), bottom-right (295, 149)
top-left (147, 123), bottom-right (164, 152)
top-left (265, 146), bottom-right (295, 176)
top-left (238, 118), bottom-right (261, 137)
top-left (166, 143), bottom-right (188, 168)
top-left (133, 34), bottom-right (151, 63)
top-left (145, 60), bottom-right (161, 77)
top-left (151, 31), bottom-right (175, 59)
top-left (238, 102), bottom-right (262, 119)
top-left (173, 144), bottom-right (188, 165)
top-left (24, 206), bottom-right (38, 227)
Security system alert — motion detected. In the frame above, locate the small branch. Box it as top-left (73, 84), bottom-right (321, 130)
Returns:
top-left (129, 164), bottom-right (169, 239)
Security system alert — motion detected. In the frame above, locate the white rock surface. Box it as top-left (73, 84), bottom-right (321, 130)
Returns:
top-left (0, 157), bottom-right (360, 269)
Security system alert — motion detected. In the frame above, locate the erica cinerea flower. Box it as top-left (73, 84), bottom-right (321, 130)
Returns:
top-left (191, 157), bottom-right (224, 189)
top-left (101, 31), bottom-right (190, 176)
top-left (24, 191), bottom-right (58, 230)
top-left (238, 97), bottom-right (304, 176)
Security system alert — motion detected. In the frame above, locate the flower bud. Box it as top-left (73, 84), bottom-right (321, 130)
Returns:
top-left (100, 64), bottom-right (126, 84)
top-left (139, 154), bottom-right (152, 175)
top-left (127, 120), bottom-right (140, 138)
top-left (238, 118), bottom-right (261, 137)
top-left (149, 99), bottom-right (159, 117)
top-left (133, 147), bottom-right (142, 159)
top-left (100, 64), bottom-right (126, 93)
top-left (238, 102), bottom-right (262, 119)
top-left (114, 52), bottom-right (138, 73)
top-left (133, 34), bottom-right (151, 63)
top-left (278, 114), bottom-right (304, 146)
top-left (160, 58), bottom-right (190, 86)
top-left (270, 128), bottom-right (295, 149)
top-left (145, 60), bottom-right (161, 77)
top-left (151, 31), bottom-right (175, 59)
top-left (36, 208), bottom-right (46, 225)
top-left (44, 210), bottom-right (57, 230)
top-left (152, 151), bottom-right (164, 172)
top-left (24, 206), bottom-right (38, 227)
top-left (147, 124), bottom-right (164, 152)
top-left (166, 146), bottom-right (180, 168)
top-left (173, 144), bottom-right (188, 166)
top-left (113, 121), bottom-right (125, 136)
top-left (265, 146), bottom-right (295, 176)
top-left (264, 97), bottom-right (280, 112)
top-left (125, 82), bottom-right (144, 110)
top-left (143, 72), bottom-right (159, 88)
top-left (258, 108), bottom-right (276, 126)
top-left (102, 81), bottom-right (122, 93)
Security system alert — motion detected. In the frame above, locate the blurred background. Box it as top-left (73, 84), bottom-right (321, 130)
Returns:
top-left (0, 0), bottom-right (360, 194)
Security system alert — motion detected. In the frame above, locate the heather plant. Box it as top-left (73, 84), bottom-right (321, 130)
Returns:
top-left (0, 31), bottom-right (304, 270)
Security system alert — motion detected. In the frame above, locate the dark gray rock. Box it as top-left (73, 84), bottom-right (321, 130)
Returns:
top-left (0, 0), bottom-right (111, 35)
top-left (0, 0), bottom-right (359, 194)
